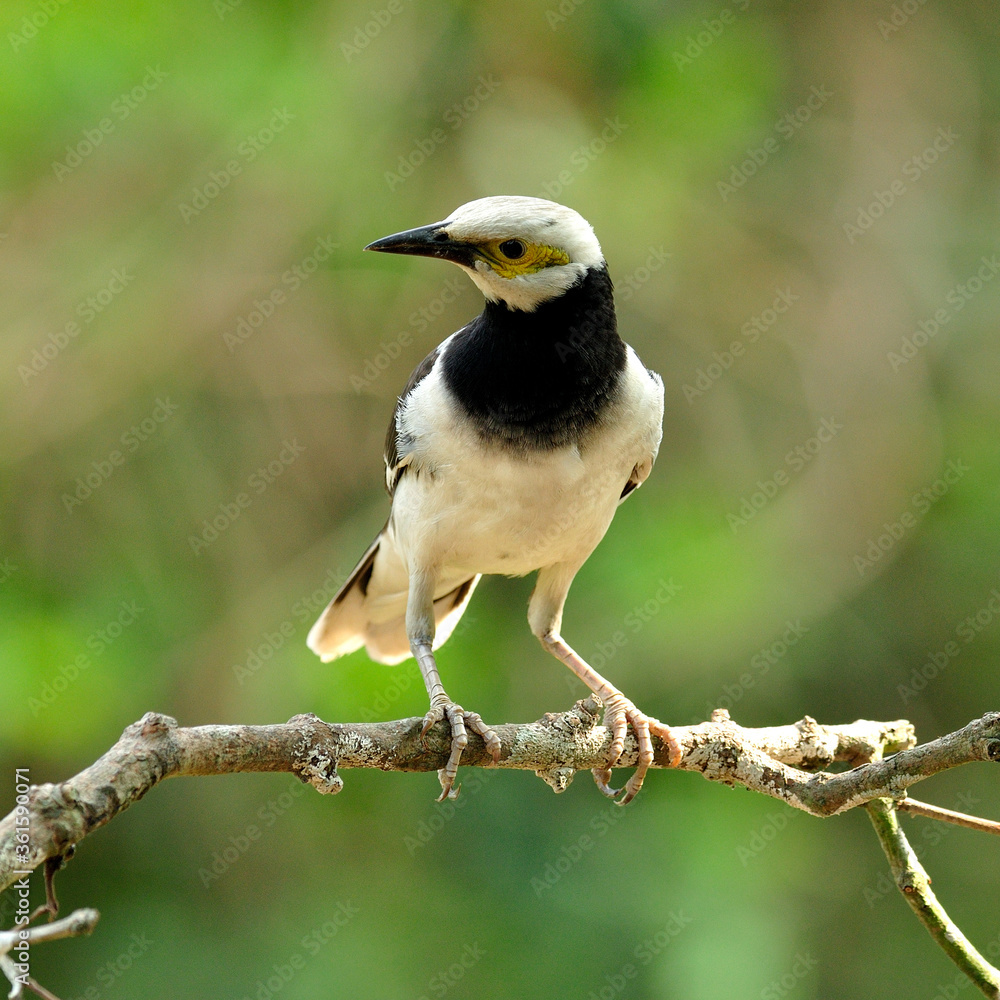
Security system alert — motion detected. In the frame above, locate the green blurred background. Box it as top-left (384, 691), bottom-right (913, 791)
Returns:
top-left (2, 0), bottom-right (999, 996)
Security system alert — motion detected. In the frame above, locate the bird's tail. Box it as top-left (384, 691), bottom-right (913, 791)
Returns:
top-left (306, 529), bottom-right (480, 665)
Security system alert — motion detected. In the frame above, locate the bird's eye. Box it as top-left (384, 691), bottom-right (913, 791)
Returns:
top-left (433, 231), bottom-right (450, 242)
top-left (498, 239), bottom-right (525, 259)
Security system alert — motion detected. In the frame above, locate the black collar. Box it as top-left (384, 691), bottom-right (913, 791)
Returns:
top-left (441, 266), bottom-right (626, 449)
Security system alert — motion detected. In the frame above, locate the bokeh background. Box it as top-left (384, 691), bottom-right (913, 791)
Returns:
top-left (2, 0), bottom-right (999, 997)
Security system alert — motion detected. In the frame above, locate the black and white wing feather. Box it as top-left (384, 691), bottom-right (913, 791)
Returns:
top-left (619, 368), bottom-right (663, 502)
top-left (383, 346), bottom-right (439, 495)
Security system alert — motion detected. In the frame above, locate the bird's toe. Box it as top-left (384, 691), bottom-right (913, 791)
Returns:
top-left (427, 702), bottom-right (500, 801)
top-left (591, 767), bottom-right (621, 799)
top-left (463, 710), bottom-right (502, 764)
top-left (598, 696), bottom-right (680, 805)
top-left (420, 704), bottom-right (447, 745)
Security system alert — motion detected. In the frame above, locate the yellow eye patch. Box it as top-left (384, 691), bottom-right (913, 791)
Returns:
top-left (478, 240), bottom-right (570, 279)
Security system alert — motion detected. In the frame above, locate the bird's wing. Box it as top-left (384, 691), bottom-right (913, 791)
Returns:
top-left (619, 462), bottom-right (649, 501)
top-left (618, 365), bottom-right (663, 503)
top-left (384, 344), bottom-right (440, 495)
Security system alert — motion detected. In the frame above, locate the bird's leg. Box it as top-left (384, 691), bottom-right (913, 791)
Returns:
top-left (539, 633), bottom-right (681, 803)
top-left (407, 573), bottom-right (500, 801)
top-left (413, 644), bottom-right (501, 800)
top-left (529, 566), bottom-right (680, 804)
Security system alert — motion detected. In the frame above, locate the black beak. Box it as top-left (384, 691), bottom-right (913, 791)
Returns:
top-left (364, 223), bottom-right (477, 267)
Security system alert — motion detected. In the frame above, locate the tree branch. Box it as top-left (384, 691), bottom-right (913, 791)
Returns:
top-left (897, 797), bottom-right (1000, 836)
top-left (0, 907), bottom-right (99, 999)
top-left (867, 800), bottom-right (1000, 998)
top-left (3, 701), bottom-right (999, 894)
top-left (2, 701), bottom-right (999, 996)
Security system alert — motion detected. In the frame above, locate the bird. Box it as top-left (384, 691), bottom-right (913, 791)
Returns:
top-left (307, 195), bottom-right (680, 803)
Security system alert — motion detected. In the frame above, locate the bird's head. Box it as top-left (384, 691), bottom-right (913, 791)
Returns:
top-left (365, 196), bottom-right (604, 313)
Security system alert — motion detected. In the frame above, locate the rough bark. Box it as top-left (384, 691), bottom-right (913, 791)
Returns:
top-left (5, 701), bottom-right (1000, 893)
top-left (3, 701), bottom-right (1000, 997)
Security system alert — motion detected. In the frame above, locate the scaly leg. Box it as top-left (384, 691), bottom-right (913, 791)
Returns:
top-left (529, 564), bottom-right (681, 804)
top-left (408, 570), bottom-right (500, 801)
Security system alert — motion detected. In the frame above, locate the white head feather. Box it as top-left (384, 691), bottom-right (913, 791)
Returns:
top-left (440, 196), bottom-right (604, 312)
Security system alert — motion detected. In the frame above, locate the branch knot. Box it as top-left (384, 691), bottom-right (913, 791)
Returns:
top-left (289, 714), bottom-right (343, 794)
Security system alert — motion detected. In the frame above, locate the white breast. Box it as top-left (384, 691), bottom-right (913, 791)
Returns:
top-left (388, 345), bottom-right (663, 580)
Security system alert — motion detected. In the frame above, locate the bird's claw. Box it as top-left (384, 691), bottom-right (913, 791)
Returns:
top-left (591, 694), bottom-right (681, 805)
top-left (592, 766), bottom-right (618, 799)
top-left (421, 701), bottom-right (500, 801)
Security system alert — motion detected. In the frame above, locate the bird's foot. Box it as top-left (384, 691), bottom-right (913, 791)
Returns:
top-left (592, 693), bottom-right (682, 805)
top-left (421, 700), bottom-right (501, 801)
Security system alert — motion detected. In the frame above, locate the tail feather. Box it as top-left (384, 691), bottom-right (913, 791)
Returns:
top-left (307, 531), bottom-right (480, 665)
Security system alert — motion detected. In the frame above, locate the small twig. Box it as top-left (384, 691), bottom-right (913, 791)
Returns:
top-left (0, 908), bottom-right (99, 1000)
top-left (22, 976), bottom-right (64, 1000)
top-left (28, 855), bottom-right (69, 926)
top-left (898, 798), bottom-right (1000, 836)
top-left (867, 799), bottom-right (1000, 998)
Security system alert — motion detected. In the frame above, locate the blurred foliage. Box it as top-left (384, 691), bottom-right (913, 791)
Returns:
top-left (1, 0), bottom-right (999, 997)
